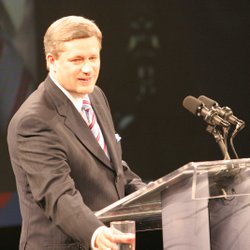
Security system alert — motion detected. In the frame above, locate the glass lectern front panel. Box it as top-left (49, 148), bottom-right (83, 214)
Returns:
top-left (95, 158), bottom-right (250, 232)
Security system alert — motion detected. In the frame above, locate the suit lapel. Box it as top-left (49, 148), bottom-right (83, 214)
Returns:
top-left (45, 77), bottom-right (113, 170)
top-left (90, 91), bottom-right (122, 176)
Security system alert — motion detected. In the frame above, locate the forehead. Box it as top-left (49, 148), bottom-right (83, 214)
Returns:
top-left (61, 37), bottom-right (100, 52)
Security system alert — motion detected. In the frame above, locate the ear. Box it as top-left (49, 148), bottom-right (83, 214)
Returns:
top-left (46, 53), bottom-right (57, 72)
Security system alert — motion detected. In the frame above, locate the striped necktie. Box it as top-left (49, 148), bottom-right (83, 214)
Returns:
top-left (82, 98), bottom-right (109, 158)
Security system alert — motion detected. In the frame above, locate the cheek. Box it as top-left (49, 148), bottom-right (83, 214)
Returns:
top-left (61, 65), bottom-right (78, 77)
top-left (94, 65), bottom-right (100, 74)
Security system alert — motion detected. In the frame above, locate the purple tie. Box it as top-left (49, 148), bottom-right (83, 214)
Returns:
top-left (82, 99), bottom-right (109, 158)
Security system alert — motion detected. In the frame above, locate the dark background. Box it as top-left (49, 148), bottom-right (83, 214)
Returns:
top-left (34, 0), bottom-right (250, 180)
top-left (1, 0), bottom-right (250, 249)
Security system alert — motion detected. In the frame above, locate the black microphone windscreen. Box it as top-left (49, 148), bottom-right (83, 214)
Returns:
top-left (198, 95), bottom-right (217, 108)
top-left (182, 96), bottom-right (203, 115)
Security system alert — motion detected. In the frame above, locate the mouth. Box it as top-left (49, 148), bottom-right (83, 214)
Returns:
top-left (78, 77), bottom-right (92, 84)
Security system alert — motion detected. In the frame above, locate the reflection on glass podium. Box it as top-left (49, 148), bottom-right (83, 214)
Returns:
top-left (96, 158), bottom-right (250, 250)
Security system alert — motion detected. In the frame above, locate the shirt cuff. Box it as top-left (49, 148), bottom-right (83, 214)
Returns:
top-left (91, 225), bottom-right (108, 250)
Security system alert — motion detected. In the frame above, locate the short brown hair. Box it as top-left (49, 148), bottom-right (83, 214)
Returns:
top-left (44, 15), bottom-right (102, 58)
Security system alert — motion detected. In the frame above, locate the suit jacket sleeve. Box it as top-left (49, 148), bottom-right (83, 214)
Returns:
top-left (16, 114), bottom-right (103, 248)
top-left (122, 160), bottom-right (146, 195)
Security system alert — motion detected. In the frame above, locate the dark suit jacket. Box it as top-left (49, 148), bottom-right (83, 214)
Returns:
top-left (7, 76), bottom-right (144, 250)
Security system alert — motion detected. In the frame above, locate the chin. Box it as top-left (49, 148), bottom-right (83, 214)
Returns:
top-left (79, 85), bottom-right (95, 95)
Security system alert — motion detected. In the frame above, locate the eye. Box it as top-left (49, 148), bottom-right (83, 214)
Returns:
top-left (89, 56), bottom-right (99, 61)
top-left (70, 58), bottom-right (83, 63)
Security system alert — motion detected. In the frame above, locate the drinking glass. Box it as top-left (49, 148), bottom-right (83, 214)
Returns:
top-left (110, 220), bottom-right (136, 250)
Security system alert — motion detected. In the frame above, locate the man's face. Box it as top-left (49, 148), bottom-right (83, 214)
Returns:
top-left (48, 36), bottom-right (101, 96)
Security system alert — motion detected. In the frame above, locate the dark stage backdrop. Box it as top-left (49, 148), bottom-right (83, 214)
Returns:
top-left (33, 0), bottom-right (250, 181)
top-left (1, 0), bottom-right (250, 248)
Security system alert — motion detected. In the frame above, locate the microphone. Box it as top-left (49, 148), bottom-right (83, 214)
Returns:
top-left (183, 95), bottom-right (230, 127)
top-left (198, 95), bottom-right (245, 128)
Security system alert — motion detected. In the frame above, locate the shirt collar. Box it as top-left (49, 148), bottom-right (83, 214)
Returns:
top-left (49, 73), bottom-right (89, 113)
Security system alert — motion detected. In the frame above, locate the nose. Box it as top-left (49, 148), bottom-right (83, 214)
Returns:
top-left (81, 62), bottom-right (91, 73)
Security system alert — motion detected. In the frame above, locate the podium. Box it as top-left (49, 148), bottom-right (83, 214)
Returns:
top-left (95, 158), bottom-right (250, 249)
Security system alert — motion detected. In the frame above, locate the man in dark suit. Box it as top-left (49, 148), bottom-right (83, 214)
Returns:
top-left (7, 15), bottom-right (145, 250)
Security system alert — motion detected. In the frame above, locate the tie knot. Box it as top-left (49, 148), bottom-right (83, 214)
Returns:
top-left (82, 98), bottom-right (91, 111)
